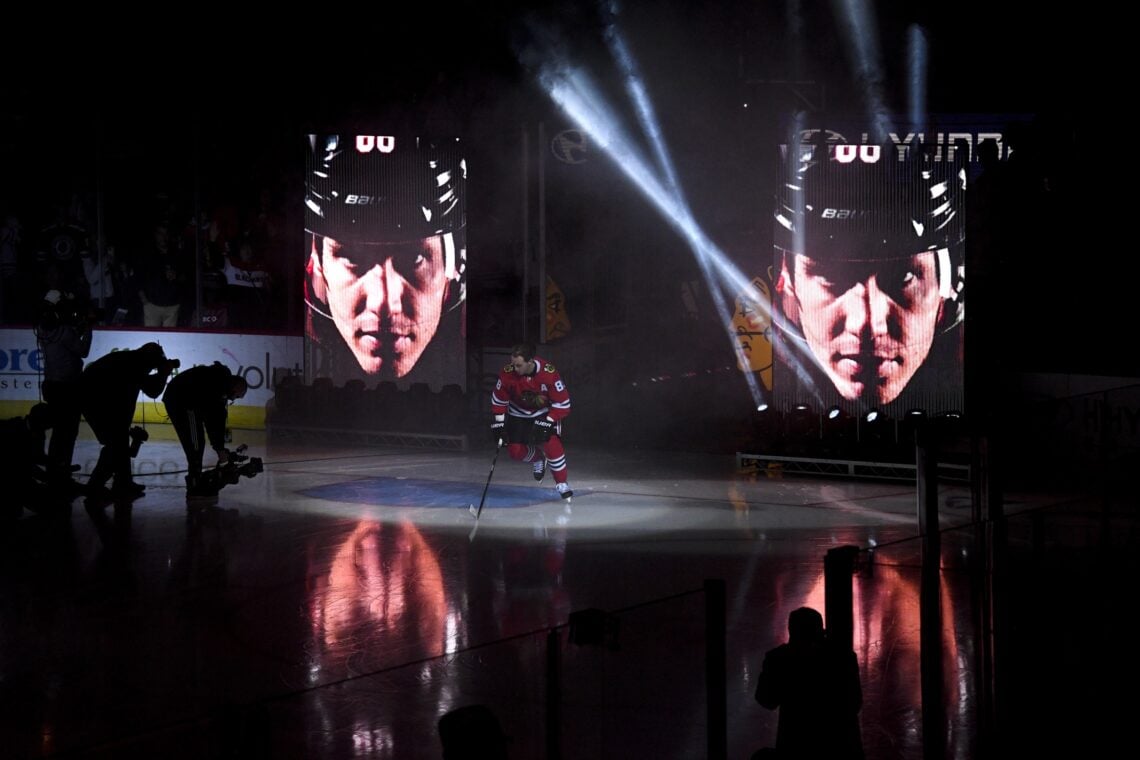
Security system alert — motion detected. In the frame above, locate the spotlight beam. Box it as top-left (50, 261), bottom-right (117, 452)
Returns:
top-left (833, 0), bottom-right (893, 142)
top-left (602, 2), bottom-right (686, 202)
top-left (542, 67), bottom-right (772, 307)
top-left (542, 61), bottom-right (775, 403)
top-left (533, 19), bottom-right (830, 408)
top-left (906, 24), bottom-right (928, 136)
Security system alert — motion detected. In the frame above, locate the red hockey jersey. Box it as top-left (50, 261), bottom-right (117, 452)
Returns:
top-left (491, 357), bottom-right (571, 422)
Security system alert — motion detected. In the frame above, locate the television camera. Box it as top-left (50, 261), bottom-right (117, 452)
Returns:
top-left (35, 291), bottom-right (99, 336)
top-left (199, 444), bottom-right (264, 493)
top-left (128, 425), bottom-right (149, 457)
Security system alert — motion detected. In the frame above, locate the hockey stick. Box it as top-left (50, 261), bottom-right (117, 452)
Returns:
top-left (468, 440), bottom-right (503, 520)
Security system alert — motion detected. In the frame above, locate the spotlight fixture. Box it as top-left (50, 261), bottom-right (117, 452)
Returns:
top-left (822, 404), bottom-right (854, 457)
top-left (899, 408), bottom-right (928, 460)
top-left (860, 408), bottom-right (896, 457)
top-left (751, 403), bottom-right (781, 453)
top-left (785, 403), bottom-right (818, 455)
top-left (931, 409), bottom-right (965, 441)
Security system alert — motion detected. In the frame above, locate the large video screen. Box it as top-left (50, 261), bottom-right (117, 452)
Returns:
top-left (770, 134), bottom-right (966, 416)
top-left (303, 134), bottom-right (466, 390)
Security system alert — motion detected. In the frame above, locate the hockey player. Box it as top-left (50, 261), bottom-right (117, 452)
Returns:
top-left (490, 342), bottom-right (573, 500)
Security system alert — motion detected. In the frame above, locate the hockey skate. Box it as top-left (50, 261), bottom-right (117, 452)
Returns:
top-left (556, 482), bottom-right (573, 501)
top-left (533, 457), bottom-right (547, 482)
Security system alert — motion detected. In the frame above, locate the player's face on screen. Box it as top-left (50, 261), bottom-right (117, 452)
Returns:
top-left (790, 251), bottom-right (943, 404)
top-left (314, 234), bottom-right (447, 378)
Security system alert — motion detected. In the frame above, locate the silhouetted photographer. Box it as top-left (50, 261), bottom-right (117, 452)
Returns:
top-left (80, 342), bottom-right (178, 504)
top-left (754, 606), bottom-right (864, 760)
top-left (0, 403), bottom-right (56, 519)
top-left (161, 362), bottom-right (248, 498)
top-left (35, 288), bottom-right (92, 491)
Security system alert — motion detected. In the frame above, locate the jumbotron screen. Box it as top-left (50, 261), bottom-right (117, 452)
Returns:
top-left (303, 134), bottom-right (466, 390)
top-left (770, 134), bottom-right (966, 416)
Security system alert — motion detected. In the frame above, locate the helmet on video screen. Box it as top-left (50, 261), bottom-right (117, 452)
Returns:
top-left (774, 144), bottom-right (965, 327)
top-left (305, 134), bottom-right (466, 309)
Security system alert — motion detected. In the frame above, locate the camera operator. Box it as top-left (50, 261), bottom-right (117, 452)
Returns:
top-left (0, 403), bottom-right (56, 519)
top-left (35, 289), bottom-right (92, 492)
top-left (161, 362), bottom-right (248, 497)
top-left (79, 342), bottom-right (178, 504)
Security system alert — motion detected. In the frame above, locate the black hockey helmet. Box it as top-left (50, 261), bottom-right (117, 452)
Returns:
top-left (305, 134), bottom-right (466, 311)
top-left (305, 134), bottom-right (465, 244)
top-left (774, 146), bottom-right (964, 261)
top-left (774, 143), bottom-right (965, 326)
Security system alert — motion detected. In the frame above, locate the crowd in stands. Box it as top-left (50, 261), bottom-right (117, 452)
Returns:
top-left (0, 188), bottom-right (292, 332)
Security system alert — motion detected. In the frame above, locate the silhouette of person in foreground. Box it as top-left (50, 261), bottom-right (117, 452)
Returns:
top-left (36, 289), bottom-right (93, 494)
top-left (162, 362), bottom-right (248, 497)
top-left (437, 704), bottom-right (509, 760)
top-left (0, 403), bottom-right (56, 518)
top-left (754, 606), bottom-right (863, 760)
top-left (80, 342), bottom-right (178, 504)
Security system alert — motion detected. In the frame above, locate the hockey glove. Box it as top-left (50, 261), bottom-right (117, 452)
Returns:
top-left (530, 416), bottom-right (555, 443)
